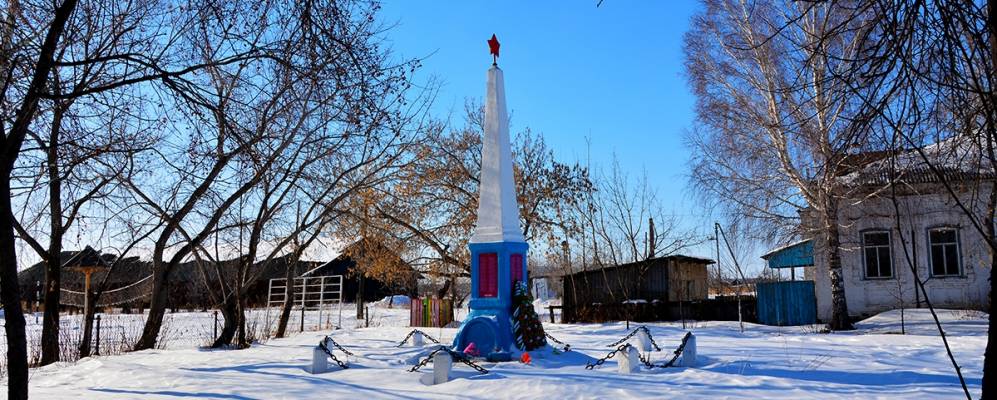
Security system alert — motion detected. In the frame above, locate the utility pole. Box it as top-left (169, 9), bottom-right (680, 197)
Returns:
top-left (716, 222), bottom-right (746, 333)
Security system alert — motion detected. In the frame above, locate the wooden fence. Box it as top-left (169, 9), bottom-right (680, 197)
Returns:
top-left (756, 280), bottom-right (816, 326)
top-left (409, 297), bottom-right (454, 328)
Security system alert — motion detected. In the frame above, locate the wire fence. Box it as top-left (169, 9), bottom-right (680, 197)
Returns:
top-left (0, 306), bottom-right (341, 378)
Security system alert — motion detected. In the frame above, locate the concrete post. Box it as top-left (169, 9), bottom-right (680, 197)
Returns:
top-left (412, 331), bottom-right (424, 346)
top-left (433, 352), bottom-right (452, 384)
top-left (618, 346), bottom-right (640, 374)
top-left (680, 334), bottom-right (697, 367)
top-left (636, 329), bottom-right (653, 353)
top-left (311, 346), bottom-right (328, 374)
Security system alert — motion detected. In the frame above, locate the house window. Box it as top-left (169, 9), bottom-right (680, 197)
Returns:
top-left (510, 253), bottom-right (524, 287)
top-left (929, 228), bottom-right (961, 277)
top-left (862, 231), bottom-right (892, 279)
top-left (478, 253), bottom-right (498, 297)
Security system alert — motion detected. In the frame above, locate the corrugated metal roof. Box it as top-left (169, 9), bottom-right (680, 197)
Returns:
top-left (760, 239), bottom-right (814, 269)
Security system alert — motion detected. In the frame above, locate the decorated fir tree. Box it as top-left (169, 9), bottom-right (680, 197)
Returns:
top-left (511, 281), bottom-right (547, 351)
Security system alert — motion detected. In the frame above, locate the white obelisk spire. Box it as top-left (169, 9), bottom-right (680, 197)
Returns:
top-left (470, 65), bottom-right (525, 244)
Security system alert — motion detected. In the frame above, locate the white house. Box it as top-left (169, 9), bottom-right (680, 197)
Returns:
top-left (807, 139), bottom-right (991, 321)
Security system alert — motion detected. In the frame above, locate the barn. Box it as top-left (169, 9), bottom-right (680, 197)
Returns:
top-left (561, 254), bottom-right (714, 322)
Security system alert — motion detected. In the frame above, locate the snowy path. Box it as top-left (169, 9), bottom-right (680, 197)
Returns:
top-left (18, 308), bottom-right (986, 399)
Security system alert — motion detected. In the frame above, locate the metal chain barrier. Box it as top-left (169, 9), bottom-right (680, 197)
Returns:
top-left (589, 331), bottom-right (693, 370)
top-left (396, 329), bottom-right (441, 347)
top-left (657, 332), bottom-right (693, 368)
top-left (318, 338), bottom-right (350, 369)
top-left (408, 346), bottom-right (489, 375)
top-left (606, 326), bottom-right (662, 352)
top-left (544, 332), bottom-right (571, 352)
top-left (584, 343), bottom-right (633, 370)
top-left (322, 335), bottom-right (355, 357)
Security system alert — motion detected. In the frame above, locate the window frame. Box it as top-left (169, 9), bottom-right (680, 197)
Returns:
top-left (927, 226), bottom-right (962, 278)
top-left (861, 229), bottom-right (894, 280)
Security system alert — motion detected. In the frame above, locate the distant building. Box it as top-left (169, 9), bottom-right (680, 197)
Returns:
top-left (767, 139), bottom-right (992, 321)
top-left (18, 240), bottom-right (418, 311)
top-left (561, 254), bottom-right (714, 309)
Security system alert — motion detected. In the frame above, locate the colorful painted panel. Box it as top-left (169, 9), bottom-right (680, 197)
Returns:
top-left (510, 253), bottom-right (523, 285)
top-left (479, 253), bottom-right (498, 297)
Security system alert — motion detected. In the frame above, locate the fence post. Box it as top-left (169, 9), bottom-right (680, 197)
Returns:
top-left (94, 315), bottom-right (102, 356)
top-left (213, 310), bottom-right (218, 341)
top-left (311, 346), bottom-right (328, 374)
top-left (300, 277), bottom-right (307, 333)
top-left (680, 334), bottom-right (697, 367)
top-left (619, 345), bottom-right (639, 374)
top-left (433, 351), bottom-right (452, 384)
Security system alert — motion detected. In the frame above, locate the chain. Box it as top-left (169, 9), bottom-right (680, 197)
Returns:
top-left (407, 347), bottom-right (445, 372)
top-left (584, 343), bottom-right (632, 370)
top-left (318, 339), bottom-right (350, 369)
top-left (590, 331), bottom-right (693, 370)
top-left (544, 332), bottom-right (571, 352)
top-left (322, 336), bottom-right (355, 356)
top-left (606, 326), bottom-right (662, 352)
top-left (408, 346), bottom-right (489, 375)
top-left (657, 332), bottom-right (693, 368)
top-left (396, 329), bottom-right (441, 347)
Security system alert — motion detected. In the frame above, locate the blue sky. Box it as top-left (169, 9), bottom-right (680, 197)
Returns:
top-left (377, 1), bottom-right (760, 268)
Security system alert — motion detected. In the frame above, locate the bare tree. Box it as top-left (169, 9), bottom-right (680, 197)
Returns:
top-left (684, 0), bottom-right (888, 330)
top-left (0, 0), bottom-right (289, 394)
top-left (362, 102), bottom-right (592, 303)
top-left (810, 0), bottom-right (994, 396)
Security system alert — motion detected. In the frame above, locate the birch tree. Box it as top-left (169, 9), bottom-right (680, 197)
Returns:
top-left (684, 0), bottom-right (881, 330)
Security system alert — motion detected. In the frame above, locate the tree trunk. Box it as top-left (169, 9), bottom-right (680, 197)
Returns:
top-left (40, 104), bottom-right (65, 366)
top-left (0, 178), bottom-right (30, 400)
top-left (212, 294), bottom-right (239, 348)
top-left (436, 277), bottom-right (451, 300)
top-left (0, 0), bottom-right (78, 395)
top-left (982, 2), bottom-right (996, 397)
top-left (356, 274), bottom-right (365, 319)
top-left (78, 291), bottom-right (97, 358)
top-left (825, 198), bottom-right (853, 331)
top-left (235, 266), bottom-right (247, 347)
top-left (985, 202), bottom-right (997, 400)
top-left (135, 265), bottom-right (170, 350)
top-left (275, 264), bottom-right (295, 338)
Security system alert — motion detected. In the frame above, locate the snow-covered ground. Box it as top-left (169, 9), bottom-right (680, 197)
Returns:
top-left (11, 304), bottom-right (987, 399)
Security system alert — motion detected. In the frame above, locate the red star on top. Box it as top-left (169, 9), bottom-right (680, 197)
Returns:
top-left (488, 34), bottom-right (500, 65)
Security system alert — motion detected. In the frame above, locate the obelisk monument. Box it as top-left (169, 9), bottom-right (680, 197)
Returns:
top-left (452, 35), bottom-right (529, 355)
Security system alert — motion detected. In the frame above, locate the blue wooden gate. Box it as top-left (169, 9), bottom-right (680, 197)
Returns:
top-left (756, 280), bottom-right (816, 326)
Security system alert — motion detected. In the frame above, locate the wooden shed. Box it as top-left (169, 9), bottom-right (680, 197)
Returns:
top-left (561, 255), bottom-right (714, 308)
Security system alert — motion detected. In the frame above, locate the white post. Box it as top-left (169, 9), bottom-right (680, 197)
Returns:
top-left (318, 276), bottom-right (325, 330)
top-left (618, 346), bottom-right (640, 374)
top-left (680, 334), bottom-right (697, 367)
top-left (311, 346), bottom-right (328, 374)
top-left (433, 352), bottom-right (452, 384)
top-left (412, 331), bottom-right (424, 346)
top-left (337, 276), bottom-right (344, 329)
top-left (636, 329), bottom-right (652, 353)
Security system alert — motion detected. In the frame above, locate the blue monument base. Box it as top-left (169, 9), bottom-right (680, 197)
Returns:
top-left (452, 241), bottom-right (528, 355)
top-left (453, 314), bottom-right (513, 355)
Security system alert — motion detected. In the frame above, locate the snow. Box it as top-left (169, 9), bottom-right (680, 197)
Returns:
top-left (373, 295), bottom-right (411, 307)
top-left (10, 306), bottom-right (987, 399)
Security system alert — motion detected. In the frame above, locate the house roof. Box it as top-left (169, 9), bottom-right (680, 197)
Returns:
top-left (840, 135), bottom-right (995, 187)
top-left (564, 254), bottom-right (715, 278)
top-left (60, 246), bottom-right (112, 269)
top-left (761, 239), bottom-right (814, 269)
